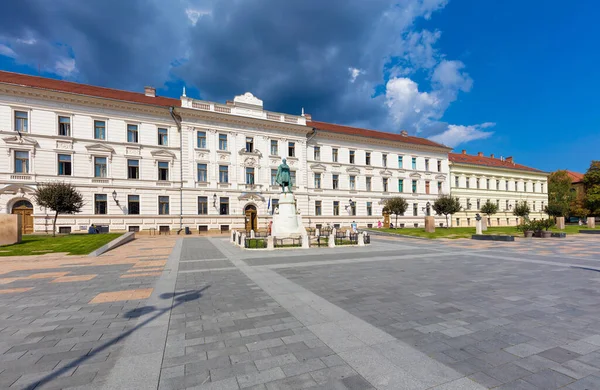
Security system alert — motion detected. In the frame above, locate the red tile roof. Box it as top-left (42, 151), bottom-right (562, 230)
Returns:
top-left (449, 152), bottom-right (544, 173)
top-left (0, 70), bottom-right (179, 107)
top-left (308, 120), bottom-right (450, 149)
top-left (566, 170), bottom-right (584, 183)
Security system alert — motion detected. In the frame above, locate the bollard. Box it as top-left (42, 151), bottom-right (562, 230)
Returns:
top-left (358, 232), bottom-right (365, 246)
top-left (250, 229), bottom-right (255, 238)
top-left (328, 233), bottom-right (335, 248)
top-left (267, 236), bottom-right (274, 250)
top-left (302, 234), bottom-right (310, 248)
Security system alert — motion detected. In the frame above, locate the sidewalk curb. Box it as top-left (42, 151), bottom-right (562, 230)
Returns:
top-left (88, 232), bottom-right (135, 257)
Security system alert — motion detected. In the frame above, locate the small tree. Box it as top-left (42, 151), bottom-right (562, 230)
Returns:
top-left (383, 197), bottom-right (408, 228)
top-left (33, 182), bottom-right (84, 237)
top-left (544, 203), bottom-right (565, 219)
top-left (548, 170), bottom-right (575, 217)
top-left (432, 195), bottom-right (461, 228)
top-left (480, 200), bottom-right (499, 221)
top-left (583, 161), bottom-right (600, 216)
top-left (513, 201), bottom-right (531, 221)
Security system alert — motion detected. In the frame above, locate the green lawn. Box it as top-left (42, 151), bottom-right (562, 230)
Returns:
top-left (370, 225), bottom-right (600, 239)
top-left (0, 233), bottom-right (122, 256)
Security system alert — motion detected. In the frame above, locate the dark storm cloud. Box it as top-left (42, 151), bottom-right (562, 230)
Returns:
top-left (177, 0), bottom-right (396, 126)
top-left (0, 0), bottom-right (491, 143)
top-left (0, 0), bottom-right (187, 89)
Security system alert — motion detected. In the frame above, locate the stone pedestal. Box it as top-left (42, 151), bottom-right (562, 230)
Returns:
top-left (556, 217), bottom-right (565, 230)
top-left (345, 230), bottom-right (350, 238)
top-left (482, 218), bottom-right (488, 231)
top-left (424, 216), bottom-right (435, 233)
top-left (0, 214), bottom-right (21, 246)
top-left (230, 230), bottom-right (235, 242)
top-left (240, 233), bottom-right (246, 247)
top-left (250, 230), bottom-right (255, 238)
top-left (476, 220), bottom-right (482, 235)
top-left (588, 218), bottom-right (596, 229)
top-left (271, 192), bottom-right (307, 238)
top-left (315, 228), bottom-right (320, 237)
top-left (328, 234), bottom-right (335, 248)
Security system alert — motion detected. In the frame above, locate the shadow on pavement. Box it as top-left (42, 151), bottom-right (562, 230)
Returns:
top-left (25, 286), bottom-right (210, 390)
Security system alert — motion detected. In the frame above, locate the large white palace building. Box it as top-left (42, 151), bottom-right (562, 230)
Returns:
top-left (0, 71), bottom-right (547, 234)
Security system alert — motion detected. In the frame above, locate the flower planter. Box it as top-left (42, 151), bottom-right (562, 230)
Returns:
top-left (524, 231), bottom-right (534, 238)
top-left (541, 231), bottom-right (552, 238)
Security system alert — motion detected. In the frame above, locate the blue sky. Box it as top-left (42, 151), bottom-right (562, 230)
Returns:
top-left (0, 0), bottom-right (597, 173)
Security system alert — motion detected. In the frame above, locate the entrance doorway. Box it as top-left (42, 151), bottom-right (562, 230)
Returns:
top-left (244, 204), bottom-right (258, 232)
top-left (12, 200), bottom-right (34, 234)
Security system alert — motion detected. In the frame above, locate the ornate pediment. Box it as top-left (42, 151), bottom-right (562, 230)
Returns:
top-left (234, 92), bottom-right (264, 108)
top-left (0, 184), bottom-right (36, 195)
top-left (310, 163), bottom-right (327, 173)
top-left (2, 135), bottom-right (38, 147)
top-left (409, 172), bottom-right (422, 178)
top-left (380, 169), bottom-right (393, 178)
top-left (435, 174), bottom-right (446, 180)
top-left (238, 192), bottom-right (265, 202)
top-left (151, 150), bottom-right (176, 159)
top-left (85, 143), bottom-right (115, 153)
top-left (346, 167), bottom-right (361, 174)
top-left (238, 148), bottom-right (263, 158)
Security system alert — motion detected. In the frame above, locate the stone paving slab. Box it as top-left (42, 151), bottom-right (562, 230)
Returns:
top-left (0, 236), bottom-right (178, 389)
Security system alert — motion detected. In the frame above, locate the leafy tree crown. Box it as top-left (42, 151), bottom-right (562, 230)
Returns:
top-left (34, 182), bottom-right (84, 214)
top-left (512, 201), bottom-right (531, 218)
top-left (432, 195), bottom-right (461, 216)
top-left (383, 197), bottom-right (408, 216)
top-left (480, 200), bottom-right (498, 216)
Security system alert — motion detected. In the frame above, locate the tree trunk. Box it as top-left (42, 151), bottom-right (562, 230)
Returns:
top-left (53, 211), bottom-right (59, 237)
top-left (395, 214), bottom-right (398, 229)
top-left (445, 214), bottom-right (449, 228)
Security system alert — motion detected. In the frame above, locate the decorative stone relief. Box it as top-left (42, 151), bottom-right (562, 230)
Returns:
top-left (244, 157), bottom-right (257, 167)
top-left (126, 147), bottom-right (140, 155)
top-left (56, 140), bottom-right (73, 150)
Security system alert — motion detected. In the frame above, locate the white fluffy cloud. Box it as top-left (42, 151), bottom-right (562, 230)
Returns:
top-left (0, 43), bottom-right (16, 58)
top-left (429, 123), bottom-right (495, 147)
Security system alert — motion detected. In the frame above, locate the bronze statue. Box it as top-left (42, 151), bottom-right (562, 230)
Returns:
top-left (275, 159), bottom-right (293, 193)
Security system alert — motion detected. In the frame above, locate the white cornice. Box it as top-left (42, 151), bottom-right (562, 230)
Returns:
top-left (0, 84), bottom-right (172, 118)
top-left (313, 131), bottom-right (451, 154)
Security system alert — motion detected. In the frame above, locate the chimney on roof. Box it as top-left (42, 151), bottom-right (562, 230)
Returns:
top-left (477, 152), bottom-right (483, 157)
top-left (304, 113), bottom-right (312, 120)
top-left (461, 149), bottom-right (467, 155)
top-left (144, 86), bottom-right (156, 97)
top-left (490, 154), bottom-right (495, 158)
top-left (506, 156), bottom-right (513, 164)
top-left (400, 130), bottom-right (408, 137)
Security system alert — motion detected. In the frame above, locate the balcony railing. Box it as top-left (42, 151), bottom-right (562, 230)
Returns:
top-left (10, 174), bottom-right (32, 181)
top-left (182, 98), bottom-right (306, 125)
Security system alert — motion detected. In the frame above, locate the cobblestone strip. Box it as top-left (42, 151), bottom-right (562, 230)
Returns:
top-left (101, 238), bottom-right (184, 390)
top-left (209, 238), bottom-right (485, 390)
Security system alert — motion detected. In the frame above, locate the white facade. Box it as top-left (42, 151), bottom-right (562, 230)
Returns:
top-left (0, 78), bottom-right (451, 233)
top-left (449, 153), bottom-right (549, 227)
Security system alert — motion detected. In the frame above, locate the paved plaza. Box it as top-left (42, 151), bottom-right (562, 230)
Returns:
top-left (1, 235), bottom-right (600, 389)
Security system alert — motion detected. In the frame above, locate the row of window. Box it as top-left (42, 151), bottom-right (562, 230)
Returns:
top-left (461, 198), bottom-right (545, 211)
top-left (94, 195), bottom-right (231, 216)
top-left (14, 111), bottom-right (170, 146)
top-left (453, 176), bottom-right (545, 193)
top-left (313, 174), bottom-right (443, 194)
top-left (313, 201), bottom-right (431, 217)
top-left (311, 147), bottom-right (443, 171)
